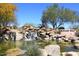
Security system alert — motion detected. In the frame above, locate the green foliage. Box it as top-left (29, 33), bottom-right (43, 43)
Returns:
top-left (41, 4), bottom-right (79, 29)
top-left (0, 43), bottom-right (8, 55)
top-left (25, 45), bottom-right (41, 56)
top-left (23, 41), bottom-right (42, 56)
top-left (0, 3), bottom-right (16, 26)
top-left (0, 39), bottom-right (16, 56)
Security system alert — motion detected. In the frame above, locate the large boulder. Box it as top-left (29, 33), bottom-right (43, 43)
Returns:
top-left (44, 45), bottom-right (60, 56)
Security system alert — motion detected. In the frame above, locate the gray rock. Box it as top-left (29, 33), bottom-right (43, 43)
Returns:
top-left (44, 45), bottom-right (60, 56)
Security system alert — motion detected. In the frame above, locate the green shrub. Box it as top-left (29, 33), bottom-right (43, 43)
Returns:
top-left (25, 45), bottom-right (42, 56)
top-left (0, 43), bottom-right (8, 55)
top-left (21, 41), bottom-right (42, 56)
top-left (0, 40), bottom-right (16, 56)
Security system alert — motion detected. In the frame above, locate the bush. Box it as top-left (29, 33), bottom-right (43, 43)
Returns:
top-left (0, 40), bottom-right (16, 56)
top-left (23, 41), bottom-right (42, 56)
top-left (25, 45), bottom-right (42, 56)
top-left (0, 43), bottom-right (8, 55)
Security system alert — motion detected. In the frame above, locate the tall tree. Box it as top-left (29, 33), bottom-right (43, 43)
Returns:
top-left (41, 4), bottom-right (79, 29)
top-left (0, 3), bottom-right (16, 27)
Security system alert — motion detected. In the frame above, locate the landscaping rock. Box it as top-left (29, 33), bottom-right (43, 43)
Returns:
top-left (44, 45), bottom-right (60, 56)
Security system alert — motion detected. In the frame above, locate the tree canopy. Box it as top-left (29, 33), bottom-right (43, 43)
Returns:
top-left (0, 3), bottom-right (16, 27)
top-left (41, 4), bottom-right (79, 29)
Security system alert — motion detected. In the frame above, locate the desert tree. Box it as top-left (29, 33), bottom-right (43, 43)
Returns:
top-left (41, 4), bottom-right (79, 29)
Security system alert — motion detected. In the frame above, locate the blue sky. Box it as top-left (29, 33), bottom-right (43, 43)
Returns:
top-left (15, 3), bottom-right (79, 28)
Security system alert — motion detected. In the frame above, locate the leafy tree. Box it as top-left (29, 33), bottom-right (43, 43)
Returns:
top-left (0, 3), bottom-right (16, 27)
top-left (41, 4), bottom-right (79, 29)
